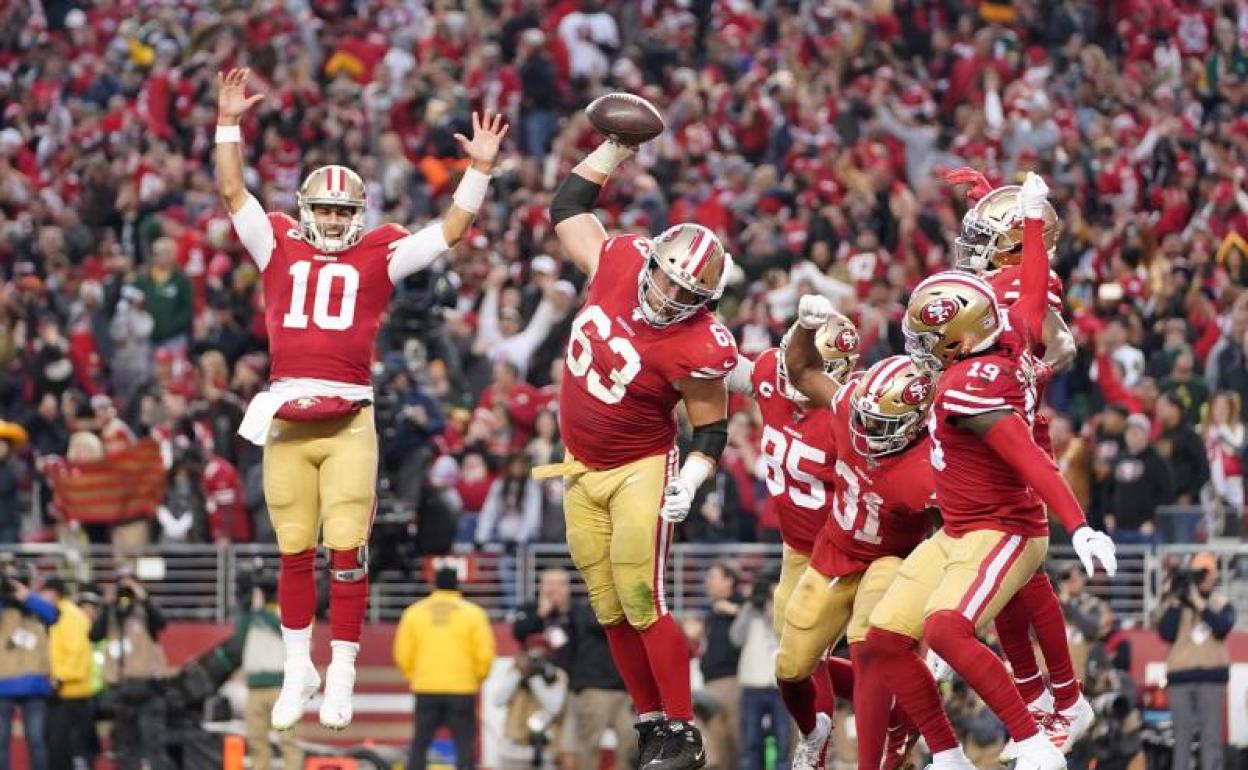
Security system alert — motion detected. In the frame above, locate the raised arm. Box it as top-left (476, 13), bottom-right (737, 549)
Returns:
top-left (1011, 173), bottom-right (1051, 346)
top-left (214, 68), bottom-right (276, 270)
top-left (549, 140), bottom-right (635, 279)
top-left (784, 295), bottom-right (840, 408)
top-left (388, 112), bottom-right (509, 282)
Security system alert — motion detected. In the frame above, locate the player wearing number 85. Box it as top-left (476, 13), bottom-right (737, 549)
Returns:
top-left (535, 125), bottom-right (737, 770)
top-left (214, 68), bottom-right (508, 732)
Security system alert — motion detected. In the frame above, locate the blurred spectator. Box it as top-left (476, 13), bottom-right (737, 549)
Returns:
top-left (1051, 414), bottom-right (1093, 510)
top-left (1154, 392), bottom-right (1209, 508)
top-left (1200, 391), bottom-right (1245, 534)
top-left (394, 567), bottom-right (495, 770)
top-left (190, 448), bottom-right (252, 545)
top-left (697, 561), bottom-right (742, 770)
top-left (1156, 553), bottom-right (1236, 770)
top-left (455, 452), bottom-right (495, 543)
top-left (108, 286), bottom-right (154, 402)
top-left (476, 453), bottom-right (542, 548)
top-left (517, 29), bottom-right (559, 157)
top-left (0, 557), bottom-right (57, 770)
top-left (233, 575), bottom-right (300, 770)
top-left (1102, 414), bottom-right (1174, 543)
top-left (91, 573), bottom-right (169, 770)
top-left (494, 635), bottom-right (568, 770)
top-left (1057, 566), bottom-right (1108, 681)
top-left (511, 568), bottom-right (572, 656)
top-left (474, 269), bottom-right (571, 382)
top-left (135, 238), bottom-right (192, 354)
top-left (0, 422), bottom-right (25, 544)
top-left (40, 578), bottom-right (93, 770)
top-left (1160, 349), bottom-right (1209, 424)
top-left (729, 576), bottom-right (788, 770)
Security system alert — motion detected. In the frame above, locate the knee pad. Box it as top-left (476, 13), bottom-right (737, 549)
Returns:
top-left (620, 584), bottom-right (659, 630)
top-left (329, 546), bottom-right (368, 583)
top-left (774, 637), bottom-right (819, 683)
top-left (587, 588), bottom-right (626, 627)
top-left (923, 610), bottom-right (974, 658)
top-left (322, 512), bottom-right (371, 551)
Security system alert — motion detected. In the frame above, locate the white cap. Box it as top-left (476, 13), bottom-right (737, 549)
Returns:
top-left (531, 254), bottom-right (557, 275)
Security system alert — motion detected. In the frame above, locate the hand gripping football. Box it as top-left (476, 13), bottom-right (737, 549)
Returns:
top-left (586, 93), bottom-right (665, 147)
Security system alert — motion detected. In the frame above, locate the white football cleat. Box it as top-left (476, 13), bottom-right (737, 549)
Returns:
top-left (1012, 734), bottom-right (1068, 770)
top-left (318, 656), bottom-right (358, 730)
top-left (1000, 689), bottom-right (1055, 761)
top-left (1048, 696), bottom-right (1095, 753)
top-left (791, 712), bottom-right (832, 770)
top-left (271, 658), bottom-right (320, 731)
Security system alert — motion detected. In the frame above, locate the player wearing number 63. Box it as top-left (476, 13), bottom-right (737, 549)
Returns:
top-left (213, 68), bottom-right (508, 732)
top-left (533, 132), bottom-right (737, 770)
top-left (775, 309), bottom-right (937, 770)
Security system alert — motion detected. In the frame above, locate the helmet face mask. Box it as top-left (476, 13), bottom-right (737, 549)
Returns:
top-left (848, 356), bottom-right (933, 459)
top-left (637, 260), bottom-right (711, 327)
top-left (953, 186), bottom-right (1061, 273)
top-left (298, 165), bottom-right (367, 253)
top-left (953, 216), bottom-right (998, 272)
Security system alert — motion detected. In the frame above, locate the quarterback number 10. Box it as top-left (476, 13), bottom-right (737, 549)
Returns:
top-left (282, 261), bottom-right (360, 331)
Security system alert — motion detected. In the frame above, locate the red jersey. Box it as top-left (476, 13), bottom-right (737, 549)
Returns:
top-left (260, 213), bottom-right (407, 385)
top-left (558, 235), bottom-right (739, 470)
top-left (202, 455), bottom-right (252, 543)
top-left (811, 376), bottom-right (935, 577)
top-left (928, 332), bottom-right (1048, 538)
top-left (750, 348), bottom-right (835, 556)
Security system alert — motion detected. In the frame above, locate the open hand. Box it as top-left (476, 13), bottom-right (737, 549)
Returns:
top-left (216, 68), bottom-right (264, 125)
top-left (455, 111), bottom-right (510, 174)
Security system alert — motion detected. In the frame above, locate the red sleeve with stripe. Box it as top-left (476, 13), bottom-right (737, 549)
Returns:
top-left (1007, 217), bottom-right (1049, 348)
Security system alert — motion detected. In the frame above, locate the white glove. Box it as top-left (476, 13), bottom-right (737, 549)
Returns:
top-left (926, 648), bottom-right (954, 682)
top-left (1072, 526), bottom-right (1117, 578)
top-left (1018, 171), bottom-right (1050, 219)
top-left (660, 478), bottom-right (696, 523)
top-left (797, 294), bottom-right (833, 330)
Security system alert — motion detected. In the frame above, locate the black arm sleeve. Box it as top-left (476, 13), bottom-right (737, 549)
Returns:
top-left (550, 174), bottom-right (603, 226)
top-left (690, 419), bottom-right (729, 461)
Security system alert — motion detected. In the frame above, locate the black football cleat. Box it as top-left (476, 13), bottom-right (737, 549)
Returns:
top-left (643, 720), bottom-right (706, 770)
top-left (635, 719), bottom-right (667, 769)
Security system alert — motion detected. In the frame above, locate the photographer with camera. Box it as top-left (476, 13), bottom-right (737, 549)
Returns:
top-left (729, 575), bottom-right (789, 770)
top-left (1156, 552), bottom-right (1236, 770)
top-left (90, 571), bottom-right (170, 770)
top-left (0, 556), bottom-right (58, 770)
top-left (494, 634), bottom-right (569, 770)
top-left (233, 570), bottom-right (300, 770)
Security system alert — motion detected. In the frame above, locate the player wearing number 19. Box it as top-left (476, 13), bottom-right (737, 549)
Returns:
top-left (214, 68), bottom-right (508, 732)
top-left (535, 128), bottom-right (737, 770)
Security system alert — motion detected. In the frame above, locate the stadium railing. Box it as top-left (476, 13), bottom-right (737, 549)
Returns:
top-left (0, 541), bottom-right (1241, 626)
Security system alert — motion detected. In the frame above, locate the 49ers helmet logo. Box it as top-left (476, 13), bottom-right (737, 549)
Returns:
top-left (901, 377), bottom-right (932, 405)
top-left (836, 328), bottom-right (860, 352)
top-left (920, 297), bottom-right (959, 326)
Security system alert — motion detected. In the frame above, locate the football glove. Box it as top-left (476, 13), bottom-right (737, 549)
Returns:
top-left (797, 294), bottom-right (834, 330)
top-left (1018, 172), bottom-right (1050, 220)
top-left (1072, 526), bottom-right (1117, 578)
top-left (944, 166), bottom-right (994, 202)
top-left (660, 478), bottom-right (696, 524)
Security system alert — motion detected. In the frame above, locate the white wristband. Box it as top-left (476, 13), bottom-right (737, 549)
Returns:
top-left (215, 125), bottom-right (242, 144)
top-left (583, 141), bottom-right (634, 177)
top-left (676, 455), bottom-right (714, 490)
top-left (452, 167), bottom-right (491, 214)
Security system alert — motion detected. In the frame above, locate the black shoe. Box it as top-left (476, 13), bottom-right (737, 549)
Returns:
top-left (636, 719), bottom-right (667, 769)
top-left (643, 720), bottom-right (706, 770)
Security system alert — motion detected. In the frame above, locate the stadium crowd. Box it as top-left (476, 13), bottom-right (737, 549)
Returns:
top-left (0, 1), bottom-right (1245, 769)
top-left (0, 0), bottom-right (1246, 549)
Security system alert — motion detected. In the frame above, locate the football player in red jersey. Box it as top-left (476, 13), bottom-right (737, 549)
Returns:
top-left (214, 68), bottom-right (508, 730)
top-left (723, 314), bottom-right (859, 766)
top-left (535, 135), bottom-right (739, 770)
top-left (948, 171), bottom-right (1095, 755)
top-left (780, 324), bottom-right (938, 770)
top-left (855, 173), bottom-right (1117, 770)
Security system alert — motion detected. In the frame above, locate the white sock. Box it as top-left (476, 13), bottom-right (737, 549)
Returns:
top-left (932, 747), bottom-right (970, 767)
top-left (282, 625), bottom-right (312, 662)
top-left (1017, 734), bottom-right (1054, 753)
top-left (329, 640), bottom-right (359, 668)
top-left (638, 711), bottom-right (663, 723)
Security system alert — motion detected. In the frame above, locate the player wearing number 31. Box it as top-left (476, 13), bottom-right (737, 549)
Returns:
top-left (533, 125), bottom-right (737, 769)
top-left (213, 68), bottom-right (508, 732)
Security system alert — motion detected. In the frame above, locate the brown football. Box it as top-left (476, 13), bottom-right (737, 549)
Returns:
top-left (586, 93), bottom-right (665, 146)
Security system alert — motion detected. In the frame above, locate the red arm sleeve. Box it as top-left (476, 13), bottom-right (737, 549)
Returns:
top-left (981, 414), bottom-right (1087, 533)
top-left (1008, 217), bottom-right (1048, 346)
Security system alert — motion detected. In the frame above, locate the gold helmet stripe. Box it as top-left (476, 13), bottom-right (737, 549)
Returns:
top-left (684, 226), bottom-right (715, 276)
top-left (914, 271), bottom-right (998, 306)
